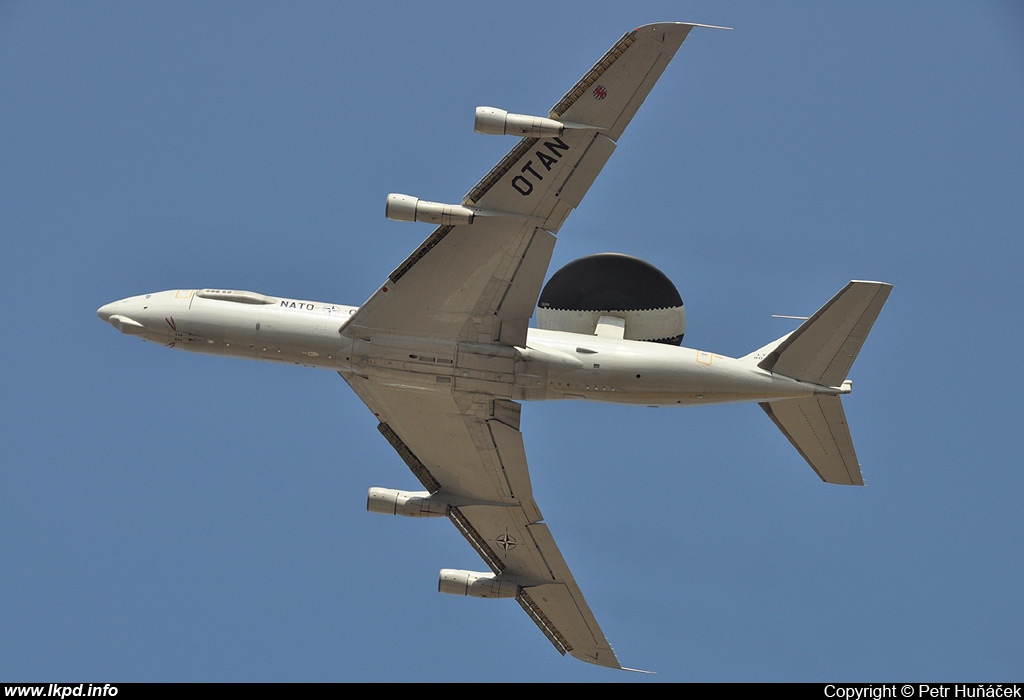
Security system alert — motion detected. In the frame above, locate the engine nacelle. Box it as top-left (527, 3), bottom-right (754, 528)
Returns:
top-left (474, 107), bottom-right (566, 137)
top-left (366, 487), bottom-right (448, 518)
top-left (537, 253), bottom-right (686, 345)
top-left (385, 193), bottom-right (475, 226)
top-left (438, 569), bottom-right (520, 599)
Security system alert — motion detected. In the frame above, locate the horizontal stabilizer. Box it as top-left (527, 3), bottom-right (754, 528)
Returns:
top-left (760, 396), bottom-right (863, 485)
top-left (759, 281), bottom-right (892, 387)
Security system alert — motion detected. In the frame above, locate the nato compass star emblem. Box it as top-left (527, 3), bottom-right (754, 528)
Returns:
top-left (495, 530), bottom-right (518, 554)
top-left (593, 84), bottom-right (608, 100)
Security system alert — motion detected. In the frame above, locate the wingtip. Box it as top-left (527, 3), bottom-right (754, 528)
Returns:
top-left (677, 21), bottom-right (734, 31)
top-left (621, 666), bottom-right (657, 674)
top-left (635, 21), bottom-right (733, 33)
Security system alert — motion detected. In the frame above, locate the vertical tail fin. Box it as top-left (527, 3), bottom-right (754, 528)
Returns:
top-left (758, 281), bottom-right (892, 387)
top-left (754, 281), bottom-right (892, 485)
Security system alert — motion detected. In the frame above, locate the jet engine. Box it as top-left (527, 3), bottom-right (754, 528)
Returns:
top-left (366, 487), bottom-right (448, 518)
top-left (536, 253), bottom-right (685, 345)
top-left (438, 569), bottom-right (521, 599)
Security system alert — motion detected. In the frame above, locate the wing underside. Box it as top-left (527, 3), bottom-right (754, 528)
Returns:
top-left (341, 22), bottom-right (715, 669)
top-left (345, 22), bottom-right (705, 349)
top-left (345, 375), bottom-right (621, 668)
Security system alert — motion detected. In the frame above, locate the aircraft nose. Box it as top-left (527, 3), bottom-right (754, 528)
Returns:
top-left (97, 301), bottom-right (119, 322)
top-left (97, 298), bottom-right (150, 335)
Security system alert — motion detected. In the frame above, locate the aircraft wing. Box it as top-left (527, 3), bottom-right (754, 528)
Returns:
top-left (344, 376), bottom-right (622, 668)
top-left (340, 23), bottom-right (717, 669)
top-left (345, 22), bottom-right (710, 348)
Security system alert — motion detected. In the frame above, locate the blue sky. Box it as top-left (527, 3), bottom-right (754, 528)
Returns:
top-left (2, 1), bottom-right (1022, 683)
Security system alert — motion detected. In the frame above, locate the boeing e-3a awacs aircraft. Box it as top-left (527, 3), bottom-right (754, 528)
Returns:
top-left (97, 23), bottom-right (891, 670)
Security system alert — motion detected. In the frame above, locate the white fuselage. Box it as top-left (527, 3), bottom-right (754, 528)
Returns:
top-left (97, 289), bottom-right (831, 407)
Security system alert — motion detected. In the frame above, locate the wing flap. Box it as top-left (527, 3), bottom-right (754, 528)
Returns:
top-left (487, 418), bottom-right (536, 511)
top-left (552, 133), bottom-right (617, 210)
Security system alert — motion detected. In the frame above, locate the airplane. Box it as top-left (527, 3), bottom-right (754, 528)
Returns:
top-left (96, 22), bottom-right (892, 671)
